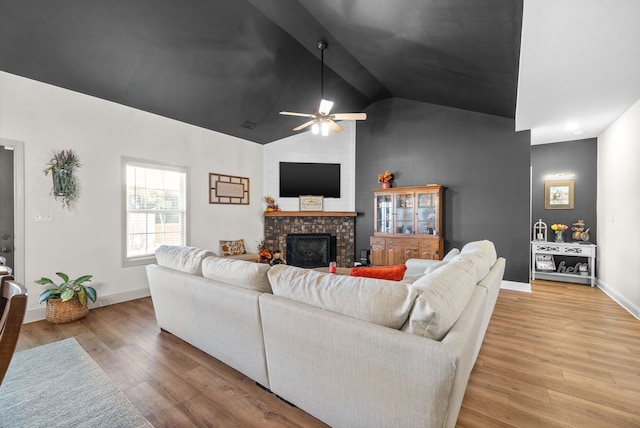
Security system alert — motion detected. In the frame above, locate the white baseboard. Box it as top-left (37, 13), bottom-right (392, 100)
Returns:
top-left (500, 280), bottom-right (531, 292)
top-left (597, 280), bottom-right (640, 320)
top-left (24, 287), bottom-right (151, 324)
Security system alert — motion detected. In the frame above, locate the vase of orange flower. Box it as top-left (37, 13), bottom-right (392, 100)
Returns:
top-left (378, 170), bottom-right (393, 188)
top-left (550, 224), bottom-right (568, 242)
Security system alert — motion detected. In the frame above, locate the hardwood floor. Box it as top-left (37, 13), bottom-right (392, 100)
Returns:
top-left (459, 280), bottom-right (640, 428)
top-left (15, 280), bottom-right (640, 427)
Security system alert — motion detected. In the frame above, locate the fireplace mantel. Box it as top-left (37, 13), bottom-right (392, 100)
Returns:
top-left (264, 211), bottom-right (357, 217)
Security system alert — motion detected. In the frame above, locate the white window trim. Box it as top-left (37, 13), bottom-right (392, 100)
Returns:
top-left (121, 156), bottom-right (190, 267)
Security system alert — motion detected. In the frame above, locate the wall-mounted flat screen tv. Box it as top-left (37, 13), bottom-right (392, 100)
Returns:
top-left (279, 162), bottom-right (341, 198)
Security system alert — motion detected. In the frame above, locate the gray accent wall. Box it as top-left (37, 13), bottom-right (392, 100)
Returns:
top-left (531, 139), bottom-right (597, 244)
top-left (355, 98), bottom-right (531, 282)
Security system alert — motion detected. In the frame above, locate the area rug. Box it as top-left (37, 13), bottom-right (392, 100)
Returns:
top-left (0, 338), bottom-right (152, 428)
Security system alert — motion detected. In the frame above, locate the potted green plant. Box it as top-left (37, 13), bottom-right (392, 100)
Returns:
top-left (36, 272), bottom-right (96, 323)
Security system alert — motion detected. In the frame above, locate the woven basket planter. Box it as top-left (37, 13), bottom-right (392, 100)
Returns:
top-left (45, 296), bottom-right (88, 324)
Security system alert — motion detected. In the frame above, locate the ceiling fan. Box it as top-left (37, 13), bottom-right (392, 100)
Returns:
top-left (280, 40), bottom-right (367, 136)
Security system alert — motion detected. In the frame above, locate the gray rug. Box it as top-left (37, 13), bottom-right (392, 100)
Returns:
top-left (0, 338), bottom-right (152, 428)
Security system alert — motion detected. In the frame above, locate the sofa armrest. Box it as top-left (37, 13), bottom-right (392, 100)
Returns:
top-left (404, 258), bottom-right (441, 277)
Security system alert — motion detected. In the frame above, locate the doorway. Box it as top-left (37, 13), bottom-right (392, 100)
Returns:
top-left (0, 146), bottom-right (14, 269)
top-left (0, 139), bottom-right (24, 284)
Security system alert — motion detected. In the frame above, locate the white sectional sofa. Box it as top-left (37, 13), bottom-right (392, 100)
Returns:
top-left (146, 240), bottom-right (505, 428)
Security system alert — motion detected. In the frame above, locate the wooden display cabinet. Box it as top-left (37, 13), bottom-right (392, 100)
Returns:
top-left (370, 185), bottom-right (444, 266)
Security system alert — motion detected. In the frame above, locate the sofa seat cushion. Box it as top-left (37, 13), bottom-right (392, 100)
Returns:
top-left (202, 256), bottom-right (272, 293)
top-left (349, 264), bottom-right (407, 281)
top-left (155, 245), bottom-right (216, 275)
top-left (403, 258), bottom-right (477, 340)
top-left (458, 240), bottom-right (498, 280)
top-left (268, 265), bottom-right (417, 329)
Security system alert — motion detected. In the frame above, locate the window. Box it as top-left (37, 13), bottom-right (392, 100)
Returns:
top-left (123, 158), bottom-right (188, 266)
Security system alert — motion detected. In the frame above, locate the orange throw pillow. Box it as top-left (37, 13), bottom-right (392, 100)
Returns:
top-left (349, 265), bottom-right (407, 281)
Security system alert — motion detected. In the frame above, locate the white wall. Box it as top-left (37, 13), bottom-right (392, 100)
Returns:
top-left (263, 121), bottom-right (355, 211)
top-left (0, 71), bottom-right (264, 321)
top-left (597, 97), bottom-right (640, 319)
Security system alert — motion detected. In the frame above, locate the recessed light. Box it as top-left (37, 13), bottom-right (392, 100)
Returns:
top-left (565, 122), bottom-right (579, 131)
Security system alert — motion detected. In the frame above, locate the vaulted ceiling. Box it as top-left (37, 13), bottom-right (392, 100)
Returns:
top-left (3, 1), bottom-right (638, 146)
top-left (0, 0), bottom-right (522, 144)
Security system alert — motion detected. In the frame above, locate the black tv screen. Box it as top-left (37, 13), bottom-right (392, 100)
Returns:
top-left (279, 162), bottom-right (341, 198)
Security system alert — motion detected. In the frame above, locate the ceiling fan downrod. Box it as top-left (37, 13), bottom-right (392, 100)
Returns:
top-left (317, 40), bottom-right (327, 102)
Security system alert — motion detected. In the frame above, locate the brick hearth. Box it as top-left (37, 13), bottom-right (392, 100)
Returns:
top-left (264, 211), bottom-right (357, 267)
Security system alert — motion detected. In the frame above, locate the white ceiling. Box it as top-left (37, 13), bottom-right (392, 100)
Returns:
top-left (516, 0), bottom-right (640, 145)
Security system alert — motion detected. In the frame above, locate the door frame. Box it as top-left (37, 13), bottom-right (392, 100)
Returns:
top-left (0, 138), bottom-right (25, 285)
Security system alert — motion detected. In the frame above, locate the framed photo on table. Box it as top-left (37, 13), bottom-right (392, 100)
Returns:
top-left (535, 254), bottom-right (556, 271)
top-left (544, 180), bottom-right (574, 210)
top-left (299, 195), bottom-right (323, 211)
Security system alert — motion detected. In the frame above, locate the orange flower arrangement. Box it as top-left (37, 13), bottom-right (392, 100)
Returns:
top-left (377, 170), bottom-right (393, 183)
top-left (550, 224), bottom-right (568, 231)
top-left (259, 248), bottom-right (272, 259)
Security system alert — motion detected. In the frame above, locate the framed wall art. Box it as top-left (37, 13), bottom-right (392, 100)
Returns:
top-left (209, 173), bottom-right (249, 205)
top-left (544, 180), bottom-right (574, 210)
top-left (299, 195), bottom-right (323, 211)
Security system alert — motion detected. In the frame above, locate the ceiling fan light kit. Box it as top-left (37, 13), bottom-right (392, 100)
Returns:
top-left (280, 40), bottom-right (366, 135)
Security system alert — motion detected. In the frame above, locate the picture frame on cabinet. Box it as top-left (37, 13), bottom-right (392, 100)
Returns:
top-left (544, 180), bottom-right (574, 210)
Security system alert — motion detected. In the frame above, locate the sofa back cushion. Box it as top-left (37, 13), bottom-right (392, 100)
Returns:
top-left (458, 240), bottom-right (497, 280)
top-left (403, 257), bottom-right (478, 340)
top-left (202, 257), bottom-right (272, 293)
top-left (155, 245), bottom-right (216, 275)
top-left (268, 265), bottom-right (417, 329)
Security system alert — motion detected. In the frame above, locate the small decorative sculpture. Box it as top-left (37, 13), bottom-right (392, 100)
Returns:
top-left (269, 250), bottom-right (286, 266)
top-left (571, 220), bottom-right (590, 242)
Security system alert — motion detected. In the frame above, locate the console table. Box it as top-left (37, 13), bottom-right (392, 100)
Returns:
top-left (531, 241), bottom-right (597, 287)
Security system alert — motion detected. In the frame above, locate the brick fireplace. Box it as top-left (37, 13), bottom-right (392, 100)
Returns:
top-left (264, 211), bottom-right (357, 267)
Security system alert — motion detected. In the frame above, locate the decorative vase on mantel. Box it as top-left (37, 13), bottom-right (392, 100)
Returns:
top-left (381, 181), bottom-right (391, 189)
top-left (554, 231), bottom-right (564, 243)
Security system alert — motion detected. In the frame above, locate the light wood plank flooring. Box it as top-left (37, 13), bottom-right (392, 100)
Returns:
top-left (15, 280), bottom-right (640, 427)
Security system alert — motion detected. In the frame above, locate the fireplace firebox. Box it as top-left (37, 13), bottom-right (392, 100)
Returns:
top-left (286, 233), bottom-right (336, 268)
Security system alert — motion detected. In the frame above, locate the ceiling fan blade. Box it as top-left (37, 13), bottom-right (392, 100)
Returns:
top-left (280, 111), bottom-right (315, 118)
top-left (318, 99), bottom-right (334, 116)
top-left (293, 120), bottom-right (316, 131)
top-left (328, 120), bottom-right (343, 133)
top-left (331, 113), bottom-right (367, 121)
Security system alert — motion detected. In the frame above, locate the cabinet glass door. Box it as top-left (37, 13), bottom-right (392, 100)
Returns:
top-left (375, 194), bottom-right (393, 234)
top-left (416, 192), bottom-right (438, 235)
top-left (394, 193), bottom-right (414, 235)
